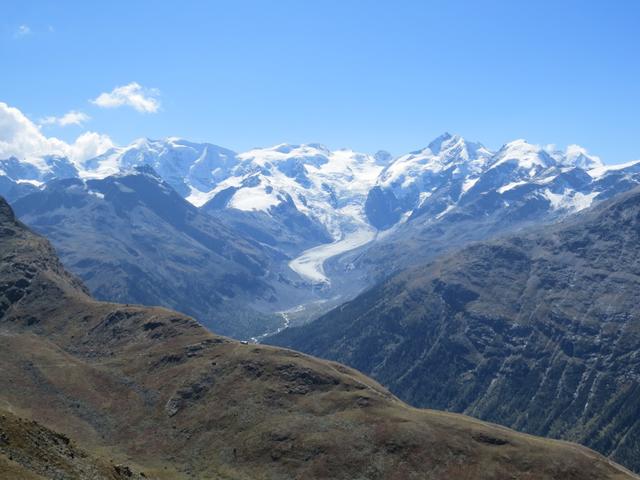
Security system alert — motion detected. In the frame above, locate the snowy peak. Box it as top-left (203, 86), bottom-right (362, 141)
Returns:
top-left (367, 137), bottom-right (640, 231)
top-left (4, 133), bottom-right (640, 249)
top-left (378, 133), bottom-right (492, 194)
top-left (426, 132), bottom-right (458, 154)
top-left (203, 143), bottom-right (383, 239)
top-left (489, 141), bottom-right (604, 174)
top-left (425, 133), bottom-right (492, 162)
top-left (238, 143), bottom-right (331, 168)
top-left (489, 139), bottom-right (554, 173)
top-left (76, 137), bottom-right (238, 198)
top-left (0, 154), bottom-right (78, 184)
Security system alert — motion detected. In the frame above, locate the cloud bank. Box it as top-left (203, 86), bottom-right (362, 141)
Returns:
top-left (0, 102), bottom-right (114, 165)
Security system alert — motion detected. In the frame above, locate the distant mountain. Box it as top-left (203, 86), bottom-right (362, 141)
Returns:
top-left (3, 137), bottom-right (385, 253)
top-left (269, 186), bottom-right (640, 473)
top-left (342, 134), bottom-right (640, 287)
top-left (0, 195), bottom-right (634, 480)
top-left (78, 137), bottom-right (238, 197)
top-left (0, 154), bottom-right (78, 202)
top-left (367, 134), bottom-right (604, 231)
top-left (12, 166), bottom-right (284, 338)
top-left (63, 139), bottom-right (385, 250)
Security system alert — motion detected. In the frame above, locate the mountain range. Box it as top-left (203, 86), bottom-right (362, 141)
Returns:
top-left (4, 133), bottom-right (640, 339)
top-left (2, 196), bottom-right (633, 479)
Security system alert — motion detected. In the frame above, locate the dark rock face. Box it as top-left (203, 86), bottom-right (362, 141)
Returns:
top-left (365, 186), bottom-right (402, 230)
top-left (206, 186), bottom-right (239, 209)
top-left (269, 187), bottom-right (640, 473)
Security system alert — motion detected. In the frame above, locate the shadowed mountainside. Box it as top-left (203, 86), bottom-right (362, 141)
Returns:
top-left (11, 167), bottom-right (285, 339)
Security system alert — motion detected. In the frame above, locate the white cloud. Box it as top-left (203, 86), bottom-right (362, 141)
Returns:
top-left (0, 102), bottom-right (114, 164)
top-left (69, 131), bottom-right (114, 161)
top-left (566, 144), bottom-right (590, 157)
top-left (40, 110), bottom-right (90, 127)
top-left (565, 144), bottom-right (603, 168)
top-left (91, 82), bottom-right (161, 113)
top-left (15, 25), bottom-right (31, 37)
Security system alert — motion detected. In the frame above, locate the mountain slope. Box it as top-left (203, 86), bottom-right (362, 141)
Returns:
top-left (0, 196), bottom-right (636, 480)
top-left (0, 408), bottom-right (145, 480)
top-left (11, 166), bottom-right (283, 338)
top-left (270, 186), bottom-right (640, 472)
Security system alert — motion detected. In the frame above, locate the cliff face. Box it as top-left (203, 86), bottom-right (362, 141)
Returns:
top-left (271, 187), bottom-right (640, 473)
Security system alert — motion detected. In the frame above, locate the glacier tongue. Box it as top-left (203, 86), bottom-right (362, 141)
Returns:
top-left (289, 224), bottom-right (377, 285)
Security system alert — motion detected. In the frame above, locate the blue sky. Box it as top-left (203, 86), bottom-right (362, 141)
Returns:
top-left (2, 0), bottom-right (640, 162)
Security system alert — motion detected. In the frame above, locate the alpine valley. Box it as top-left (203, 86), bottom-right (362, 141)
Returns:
top-left (6, 133), bottom-right (640, 338)
top-left (4, 133), bottom-right (640, 475)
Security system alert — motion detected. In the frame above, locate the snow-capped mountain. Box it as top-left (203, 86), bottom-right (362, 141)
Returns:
top-left (78, 137), bottom-right (238, 198)
top-left (11, 138), bottom-right (384, 247)
top-left (377, 133), bottom-right (493, 200)
top-left (200, 143), bottom-right (384, 239)
top-left (344, 135), bottom-right (640, 292)
top-left (0, 154), bottom-right (80, 201)
top-left (366, 133), bottom-right (493, 229)
top-left (365, 134), bottom-right (630, 233)
top-left (3, 132), bottom-right (626, 243)
top-left (3, 132), bottom-right (640, 294)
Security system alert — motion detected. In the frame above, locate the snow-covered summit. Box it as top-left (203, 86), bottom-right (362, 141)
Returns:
top-left (366, 134), bottom-right (640, 232)
top-left (560, 144), bottom-right (604, 169)
top-left (376, 133), bottom-right (493, 201)
top-left (77, 137), bottom-right (238, 197)
top-left (202, 143), bottom-right (383, 239)
top-left (488, 139), bottom-right (555, 174)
